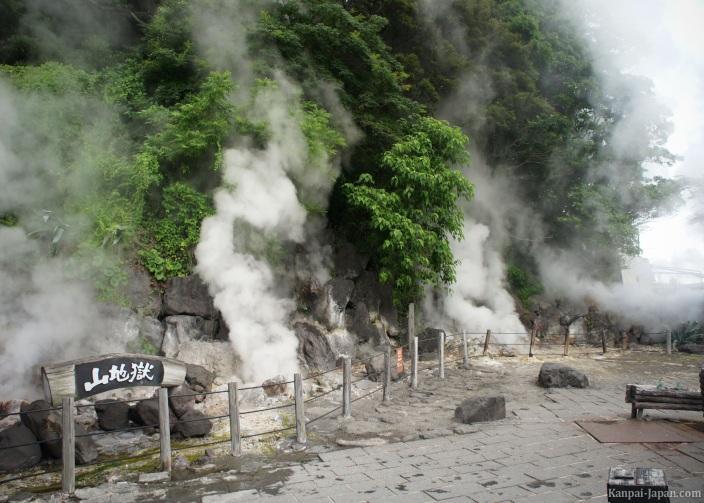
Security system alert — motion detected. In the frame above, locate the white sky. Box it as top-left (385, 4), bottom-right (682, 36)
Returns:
top-left (577, 0), bottom-right (704, 271)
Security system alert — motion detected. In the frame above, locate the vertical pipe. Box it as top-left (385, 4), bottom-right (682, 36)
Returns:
top-left (528, 328), bottom-right (536, 357)
top-left (158, 387), bottom-right (171, 473)
top-left (438, 331), bottom-right (445, 379)
top-left (411, 336), bottom-right (418, 390)
top-left (61, 396), bottom-right (75, 495)
top-left (383, 347), bottom-right (392, 402)
top-left (294, 373), bottom-right (306, 444)
top-left (563, 330), bottom-right (570, 356)
top-left (228, 382), bottom-right (241, 456)
top-left (343, 357), bottom-right (352, 418)
top-left (462, 331), bottom-right (469, 369)
top-left (666, 330), bottom-right (672, 355)
top-left (408, 303), bottom-right (415, 354)
top-left (483, 330), bottom-right (491, 356)
top-left (601, 329), bottom-right (607, 354)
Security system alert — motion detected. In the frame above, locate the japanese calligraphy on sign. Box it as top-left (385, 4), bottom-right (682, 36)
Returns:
top-left (74, 356), bottom-right (165, 399)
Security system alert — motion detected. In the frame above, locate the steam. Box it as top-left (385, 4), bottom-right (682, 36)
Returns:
top-left (0, 81), bottom-right (133, 399)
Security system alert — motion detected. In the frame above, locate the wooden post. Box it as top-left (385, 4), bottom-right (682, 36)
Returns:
top-left (61, 396), bottom-right (75, 495)
top-left (563, 330), bottom-right (570, 356)
top-left (462, 331), bottom-right (469, 369)
top-left (383, 347), bottom-right (391, 402)
top-left (622, 331), bottom-right (629, 351)
top-left (411, 336), bottom-right (418, 389)
top-left (438, 331), bottom-right (445, 379)
top-left (666, 330), bottom-right (672, 355)
top-left (407, 303), bottom-right (415, 354)
top-left (158, 387), bottom-right (171, 473)
top-left (342, 357), bottom-right (352, 418)
top-left (228, 382), bottom-right (241, 456)
top-left (601, 330), bottom-right (607, 354)
top-left (483, 330), bottom-right (491, 356)
top-left (294, 373), bottom-right (306, 444)
top-left (528, 328), bottom-right (536, 357)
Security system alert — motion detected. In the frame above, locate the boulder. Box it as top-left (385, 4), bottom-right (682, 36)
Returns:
top-left (678, 343), bottom-right (704, 355)
top-left (455, 396), bottom-right (506, 424)
top-left (215, 316), bottom-right (229, 341)
top-left (538, 363), bottom-right (589, 388)
top-left (314, 278), bottom-right (355, 330)
top-left (163, 275), bottom-right (217, 318)
top-left (185, 363), bottom-right (215, 391)
top-left (346, 302), bottom-right (385, 344)
top-left (94, 400), bottom-right (130, 431)
top-left (0, 423), bottom-right (42, 471)
top-left (173, 409), bottom-right (212, 438)
top-left (132, 398), bottom-right (176, 432)
top-left (0, 400), bottom-right (25, 430)
top-left (161, 319), bottom-right (236, 377)
top-left (19, 400), bottom-right (97, 464)
top-left (168, 384), bottom-right (197, 418)
top-left (350, 271), bottom-right (382, 315)
top-left (418, 328), bottom-right (444, 354)
top-left (162, 316), bottom-right (218, 349)
top-left (293, 320), bottom-right (337, 371)
top-left (126, 269), bottom-right (162, 316)
top-left (262, 376), bottom-right (289, 397)
top-left (364, 352), bottom-right (403, 382)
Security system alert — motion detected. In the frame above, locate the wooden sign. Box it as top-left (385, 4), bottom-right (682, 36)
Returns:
top-left (42, 353), bottom-right (187, 406)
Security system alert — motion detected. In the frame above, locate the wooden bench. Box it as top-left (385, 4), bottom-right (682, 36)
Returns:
top-left (626, 384), bottom-right (703, 418)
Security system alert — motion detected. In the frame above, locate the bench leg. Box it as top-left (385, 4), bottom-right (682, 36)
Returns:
top-left (631, 402), bottom-right (637, 418)
top-left (636, 407), bottom-right (643, 418)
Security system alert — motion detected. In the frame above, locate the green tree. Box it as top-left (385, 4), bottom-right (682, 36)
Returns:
top-left (344, 117), bottom-right (473, 307)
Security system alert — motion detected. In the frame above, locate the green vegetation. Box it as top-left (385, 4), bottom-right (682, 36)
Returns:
top-left (0, 0), bottom-right (679, 308)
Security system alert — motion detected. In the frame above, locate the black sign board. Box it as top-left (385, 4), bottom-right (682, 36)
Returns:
top-left (74, 356), bottom-right (165, 399)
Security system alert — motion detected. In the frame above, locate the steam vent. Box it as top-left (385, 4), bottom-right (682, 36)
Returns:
top-left (1, 0), bottom-right (703, 501)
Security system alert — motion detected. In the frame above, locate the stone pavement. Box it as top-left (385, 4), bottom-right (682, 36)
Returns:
top-left (202, 418), bottom-right (704, 503)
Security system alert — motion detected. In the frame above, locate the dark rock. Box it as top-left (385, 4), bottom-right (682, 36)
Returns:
top-left (186, 363), bottom-right (215, 391)
top-left (346, 302), bottom-right (385, 344)
top-left (314, 278), bottom-right (355, 329)
top-left (678, 343), bottom-right (704, 355)
top-left (127, 269), bottom-right (162, 316)
top-left (94, 399), bottom-right (130, 431)
top-left (0, 423), bottom-right (42, 471)
top-left (215, 315), bottom-right (229, 341)
top-left (455, 396), bottom-right (506, 424)
top-left (0, 400), bottom-right (25, 430)
top-left (132, 398), bottom-right (176, 432)
top-left (293, 320), bottom-right (336, 371)
top-left (169, 384), bottom-right (197, 418)
top-left (333, 240), bottom-right (368, 280)
top-left (350, 271), bottom-right (382, 315)
top-left (538, 363), bottom-right (589, 388)
top-left (262, 376), bottom-right (289, 397)
top-left (20, 400), bottom-right (61, 458)
top-left (163, 315), bottom-right (218, 344)
top-left (19, 400), bottom-right (97, 464)
top-left (418, 328), bottom-right (445, 354)
top-left (364, 352), bottom-right (403, 382)
top-left (163, 275), bottom-right (217, 318)
top-left (173, 409), bottom-right (212, 438)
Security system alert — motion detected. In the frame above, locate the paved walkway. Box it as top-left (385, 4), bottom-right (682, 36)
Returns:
top-left (202, 416), bottom-right (704, 503)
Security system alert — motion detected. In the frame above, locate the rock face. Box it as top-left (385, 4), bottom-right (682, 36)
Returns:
top-left (95, 400), bottom-right (130, 431)
top-left (161, 317), bottom-right (237, 377)
top-left (185, 364), bottom-right (215, 392)
top-left (347, 302), bottom-right (385, 344)
top-left (0, 423), bottom-right (42, 471)
top-left (126, 269), bottom-right (162, 316)
top-left (163, 315), bottom-right (218, 344)
top-left (163, 275), bottom-right (217, 318)
top-left (455, 396), bottom-right (506, 424)
top-left (262, 376), bottom-right (289, 397)
top-left (0, 400), bottom-right (24, 430)
top-left (138, 317), bottom-right (165, 352)
top-left (314, 278), bottom-right (355, 330)
top-left (678, 343), bottom-right (704, 355)
top-left (173, 409), bottom-right (212, 438)
top-left (20, 400), bottom-right (97, 464)
top-left (294, 320), bottom-right (337, 371)
top-left (538, 363), bottom-right (589, 388)
top-left (333, 240), bottom-right (368, 280)
top-left (365, 352), bottom-right (403, 382)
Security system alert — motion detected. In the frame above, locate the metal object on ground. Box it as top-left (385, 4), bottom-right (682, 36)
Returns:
top-left (607, 467), bottom-right (669, 502)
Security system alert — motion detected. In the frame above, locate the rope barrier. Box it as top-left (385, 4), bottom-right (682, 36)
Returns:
top-left (350, 386), bottom-right (383, 403)
top-left (239, 401), bottom-right (295, 416)
top-left (241, 426), bottom-right (295, 439)
top-left (0, 405), bottom-right (63, 419)
top-left (0, 466), bottom-right (62, 485)
top-left (75, 397), bottom-right (152, 409)
top-left (304, 365), bottom-right (341, 381)
top-left (304, 385), bottom-right (342, 404)
top-left (306, 404), bottom-right (343, 426)
top-left (172, 438), bottom-right (231, 453)
top-left (171, 414), bottom-right (230, 426)
top-left (0, 436), bottom-right (62, 451)
top-left (167, 389), bottom-right (228, 399)
top-left (75, 423), bottom-right (160, 438)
